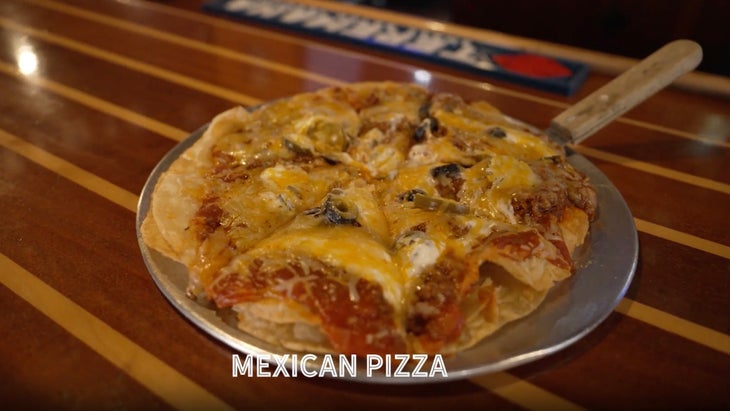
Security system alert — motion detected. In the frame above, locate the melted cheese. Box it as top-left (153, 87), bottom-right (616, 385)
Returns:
top-left (462, 155), bottom-right (541, 223)
top-left (251, 225), bottom-right (404, 312)
top-left (503, 129), bottom-right (559, 159)
top-left (260, 164), bottom-right (309, 191)
top-left (489, 155), bottom-right (541, 191)
top-left (394, 231), bottom-right (444, 290)
top-left (407, 138), bottom-right (472, 166)
top-left (337, 183), bottom-right (391, 243)
top-left (389, 164), bottom-right (435, 197)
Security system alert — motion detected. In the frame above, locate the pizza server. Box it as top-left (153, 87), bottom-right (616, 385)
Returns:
top-left (544, 39), bottom-right (703, 146)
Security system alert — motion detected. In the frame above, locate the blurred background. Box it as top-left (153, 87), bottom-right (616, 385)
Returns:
top-left (342, 0), bottom-right (729, 77)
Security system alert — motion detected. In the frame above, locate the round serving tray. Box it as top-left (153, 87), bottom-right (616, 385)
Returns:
top-left (136, 124), bottom-right (637, 384)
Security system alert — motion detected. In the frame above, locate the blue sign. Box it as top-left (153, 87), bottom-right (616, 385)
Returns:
top-left (203, 0), bottom-right (590, 95)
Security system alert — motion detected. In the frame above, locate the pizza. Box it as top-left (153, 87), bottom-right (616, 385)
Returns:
top-left (140, 82), bottom-right (597, 355)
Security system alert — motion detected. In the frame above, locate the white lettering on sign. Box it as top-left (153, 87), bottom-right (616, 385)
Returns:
top-left (405, 31), bottom-right (456, 54)
top-left (303, 12), bottom-right (358, 33)
top-left (373, 23), bottom-right (418, 46)
top-left (225, 0), bottom-right (289, 19)
top-left (439, 39), bottom-right (496, 70)
top-left (340, 19), bottom-right (383, 40)
top-left (278, 6), bottom-right (319, 24)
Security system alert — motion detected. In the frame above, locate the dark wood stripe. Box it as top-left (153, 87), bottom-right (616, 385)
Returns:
top-left (2, 0), bottom-right (329, 101)
top-left (0, 26), bottom-right (232, 132)
top-left (579, 121), bottom-right (730, 184)
top-left (511, 313), bottom-right (730, 410)
top-left (628, 233), bottom-right (730, 334)
top-left (0, 71), bottom-right (176, 193)
top-left (0, 285), bottom-right (174, 411)
top-left (591, 158), bottom-right (730, 245)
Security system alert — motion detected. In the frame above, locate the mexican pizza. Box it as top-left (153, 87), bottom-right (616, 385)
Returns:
top-left (140, 82), bottom-right (597, 355)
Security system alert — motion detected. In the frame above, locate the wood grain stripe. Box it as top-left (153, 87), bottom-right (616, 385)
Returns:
top-left (0, 253), bottom-right (235, 411)
top-left (470, 372), bottom-right (587, 411)
top-left (22, 0), bottom-right (342, 89)
top-left (615, 118), bottom-right (730, 149)
top-left (0, 17), bottom-right (260, 106)
top-left (0, 61), bottom-right (188, 141)
top-left (615, 299), bottom-right (730, 355)
top-left (572, 145), bottom-right (730, 195)
top-left (24, 0), bottom-right (730, 149)
top-left (0, 128), bottom-right (139, 212)
top-left (634, 219), bottom-right (730, 259)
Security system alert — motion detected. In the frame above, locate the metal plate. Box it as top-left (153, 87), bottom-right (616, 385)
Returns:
top-left (136, 124), bottom-right (638, 384)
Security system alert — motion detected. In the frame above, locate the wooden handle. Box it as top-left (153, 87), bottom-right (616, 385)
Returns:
top-left (547, 40), bottom-right (703, 145)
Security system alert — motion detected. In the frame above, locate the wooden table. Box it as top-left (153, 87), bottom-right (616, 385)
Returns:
top-left (1, 0), bottom-right (728, 409)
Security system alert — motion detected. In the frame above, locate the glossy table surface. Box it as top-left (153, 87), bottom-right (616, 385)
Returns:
top-left (1, 0), bottom-right (728, 410)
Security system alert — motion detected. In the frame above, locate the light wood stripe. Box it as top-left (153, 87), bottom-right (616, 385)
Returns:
top-left (616, 117), bottom-right (730, 149)
top-left (0, 128), bottom-right (139, 212)
top-left (25, 0), bottom-right (730, 149)
top-left (0, 17), bottom-right (260, 106)
top-left (470, 372), bottom-right (587, 411)
top-left (0, 253), bottom-right (235, 411)
top-left (23, 0), bottom-right (342, 89)
top-left (0, 61), bottom-right (188, 141)
top-left (635, 218), bottom-right (730, 259)
top-left (616, 299), bottom-right (730, 355)
top-left (572, 145), bottom-right (730, 195)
